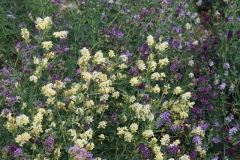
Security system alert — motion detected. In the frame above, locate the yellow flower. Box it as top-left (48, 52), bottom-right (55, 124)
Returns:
top-left (137, 60), bottom-right (146, 71)
top-left (185, 23), bottom-right (191, 30)
top-left (34, 112), bottom-right (43, 123)
top-left (148, 61), bottom-right (157, 71)
top-left (147, 35), bottom-right (154, 47)
top-left (155, 41), bottom-right (168, 52)
top-left (16, 114), bottom-right (29, 127)
top-left (173, 86), bottom-right (182, 95)
top-left (99, 134), bottom-right (105, 140)
top-left (86, 142), bottom-right (94, 150)
top-left (179, 154), bottom-right (190, 160)
top-left (151, 72), bottom-right (160, 80)
top-left (42, 41), bottom-right (53, 51)
top-left (54, 148), bottom-right (61, 159)
top-left (36, 16), bottom-right (52, 30)
top-left (152, 84), bottom-right (160, 94)
top-left (124, 132), bottom-right (133, 142)
top-left (142, 130), bottom-right (154, 139)
top-left (130, 77), bottom-right (139, 86)
top-left (112, 91), bottom-right (120, 99)
top-left (75, 139), bottom-right (87, 148)
top-left (21, 28), bottom-right (31, 43)
top-left (117, 127), bottom-right (128, 136)
top-left (82, 72), bottom-right (92, 82)
top-left (158, 58), bottom-right (169, 68)
top-left (181, 92), bottom-right (192, 100)
top-left (29, 75), bottom-right (38, 83)
top-left (53, 31), bottom-right (68, 38)
top-left (97, 121), bottom-right (107, 129)
top-left (108, 50), bottom-right (115, 57)
top-left (130, 123), bottom-right (138, 133)
top-left (15, 132), bottom-right (31, 146)
top-left (42, 83), bottom-right (56, 97)
top-left (160, 134), bottom-right (170, 146)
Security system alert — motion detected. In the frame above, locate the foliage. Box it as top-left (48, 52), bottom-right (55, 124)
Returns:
top-left (0, 0), bottom-right (240, 159)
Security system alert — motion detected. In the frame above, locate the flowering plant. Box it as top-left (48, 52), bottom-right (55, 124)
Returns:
top-left (1, 0), bottom-right (240, 159)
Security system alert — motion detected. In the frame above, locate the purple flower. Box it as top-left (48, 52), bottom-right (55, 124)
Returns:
top-left (192, 135), bottom-right (201, 145)
top-left (213, 121), bottom-right (220, 127)
top-left (137, 144), bottom-right (148, 152)
top-left (62, 46), bottom-right (69, 52)
top-left (84, 123), bottom-right (91, 130)
top-left (15, 42), bottom-right (21, 51)
top-left (128, 67), bottom-right (138, 76)
top-left (138, 83), bottom-right (146, 89)
top-left (225, 114), bottom-right (234, 123)
top-left (193, 107), bottom-right (203, 114)
top-left (190, 150), bottom-right (197, 160)
top-left (222, 125), bottom-right (229, 132)
top-left (202, 12), bottom-right (211, 21)
top-left (156, 112), bottom-right (171, 128)
top-left (177, 73), bottom-right (183, 80)
top-left (227, 148), bottom-right (236, 156)
top-left (172, 42), bottom-right (180, 49)
top-left (142, 94), bottom-right (149, 102)
top-left (229, 127), bottom-right (238, 136)
top-left (13, 148), bottom-right (23, 158)
top-left (74, 148), bottom-right (88, 159)
top-left (212, 137), bottom-right (221, 144)
top-left (137, 144), bottom-right (151, 159)
top-left (114, 120), bottom-right (119, 126)
top-left (6, 96), bottom-right (18, 105)
top-left (208, 61), bottom-right (214, 66)
top-left (68, 145), bottom-right (80, 155)
top-left (1, 145), bottom-right (10, 153)
top-left (44, 137), bottom-right (54, 152)
top-left (113, 30), bottom-right (124, 38)
top-left (224, 62), bottom-right (230, 69)
top-left (207, 105), bottom-right (214, 111)
top-left (10, 145), bottom-right (18, 152)
top-left (236, 30), bottom-right (240, 36)
top-left (200, 123), bottom-right (210, 130)
top-left (227, 31), bottom-right (233, 38)
top-left (142, 150), bottom-right (151, 159)
top-left (170, 64), bottom-right (178, 72)
top-left (2, 108), bottom-right (10, 116)
top-left (224, 136), bottom-right (230, 143)
top-left (228, 16), bottom-right (233, 22)
top-left (170, 125), bottom-right (181, 131)
top-left (211, 157), bottom-right (218, 160)
top-left (60, 37), bottom-right (67, 43)
top-left (218, 83), bottom-right (226, 90)
top-left (166, 145), bottom-right (178, 155)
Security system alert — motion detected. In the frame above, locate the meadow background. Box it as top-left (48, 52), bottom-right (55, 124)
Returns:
top-left (0, 0), bottom-right (240, 159)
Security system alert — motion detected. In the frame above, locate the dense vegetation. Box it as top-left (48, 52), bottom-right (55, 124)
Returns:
top-left (0, 0), bottom-right (240, 159)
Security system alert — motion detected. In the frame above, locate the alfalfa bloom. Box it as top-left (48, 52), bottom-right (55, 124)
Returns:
top-left (35, 16), bottom-right (52, 30)
top-left (42, 41), bottom-right (53, 51)
top-left (29, 75), bottom-right (38, 83)
top-left (185, 23), bottom-right (191, 30)
top-left (13, 148), bottom-right (23, 158)
top-left (130, 77), bottom-right (139, 86)
top-left (155, 41), bottom-right (169, 52)
top-left (147, 35), bottom-right (154, 47)
top-left (21, 28), bottom-right (31, 43)
top-left (44, 137), bottom-right (55, 152)
top-left (53, 31), bottom-right (68, 38)
top-left (224, 62), bottom-right (230, 69)
top-left (15, 132), bottom-right (31, 146)
top-left (142, 130), bottom-right (154, 139)
top-left (173, 86), bottom-right (182, 95)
